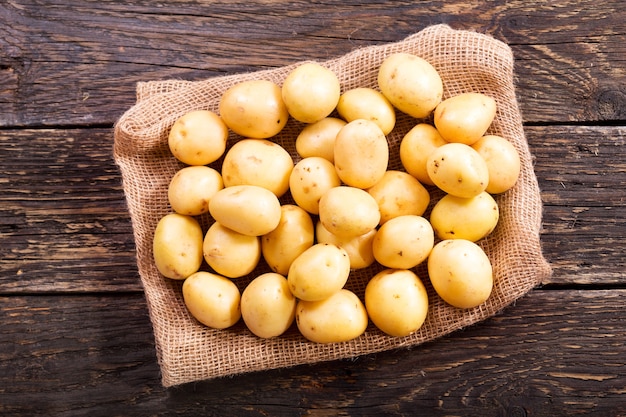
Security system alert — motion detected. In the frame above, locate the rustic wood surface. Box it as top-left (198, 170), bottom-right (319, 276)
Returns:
top-left (1, 1), bottom-right (625, 416)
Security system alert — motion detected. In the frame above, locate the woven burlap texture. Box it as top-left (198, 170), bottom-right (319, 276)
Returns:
top-left (114, 24), bottom-right (552, 387)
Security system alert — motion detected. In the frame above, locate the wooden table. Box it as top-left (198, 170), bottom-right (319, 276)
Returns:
top-left (1, 1), bottom-right (625, 415)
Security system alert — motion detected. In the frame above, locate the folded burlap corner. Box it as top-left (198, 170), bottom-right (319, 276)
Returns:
top-left (114, 24), bottom-right (552, 387)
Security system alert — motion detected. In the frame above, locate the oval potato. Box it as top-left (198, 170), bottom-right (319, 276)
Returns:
top-left (434, 92), bottom-right (497, 145)
top-left (399, 123), bottom-right (448, 186)
top-left (182, 271), bottom-right (241, 329)
top-left (168, 165), bottom-right (224, 216)
top-left (318, 186), bottom-right (381, 238)
top-left (366, 170), bottom-right (430, 225)
top-left (336, 87), bottom-right (396, 135)
top-left (282, 62), bottom-right (341, 123)
top-left (429, 191), bottom-right (499, 242)
top-left (471, 135), bottom-right (521, 194)
top-left (289, 157), bottom-right (341, 215)
top-left (153, 213), bottom-right (204, 280)
top-left (372, 215), bottom-right (434, 269)
top-left (203, 221), bottom-right (261, 278)
top-left (168, 110), bottom-right (229, 166)
top-left (295, 117), bottom-right (346, 163)
top-left (426, 142), bottom-right (489, 198)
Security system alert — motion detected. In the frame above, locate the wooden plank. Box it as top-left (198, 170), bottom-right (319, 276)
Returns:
top-left (0, 1), bottom-right (624, 127)
top-left (1, 125), bottom-right (624, 292)
top-left (1, 289), bottom-right (624, 415)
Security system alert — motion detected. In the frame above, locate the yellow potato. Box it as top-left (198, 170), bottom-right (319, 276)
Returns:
top-left (287, 243), bottom-right (350, 302)
top-left (372, 215), bottom-right (434, 269)
top-left (289, 157), bottom-right (341, 215)
top-left (209, 185), bottom-right (281, 236)
top-left (434, 92), bottom-right (497, 145)
top-left (471, 135), bottom-right (521, 194)
top-left (219, 80), bottom-right (288, 138)
top-left (182, 271), bottom-right (241, 329)
top-left (241, 272), bottom-right (297, 338)
top-left (221, 139), bottom-right (294, 197)
top-left (262, 205), bottom-right (315, 276)
top-left (168, 165), bottom-right (224, 216)
top-left (366, 170), bottom-right (430, 225)
top-left (428, 239), bottom-right (493, 309)
top-left (296, 289), bottom-right (368, 343)
top-left (378, 52), bottom-right (443, 119)
top-left (153, 213), bottom-right (203, 280)
top-left (399, 123), bottom-right (448, 186)
top-left (281, 62), bottom-right (341, 123)
top-left (203, 221), bottom-right (261, 278)
top-left (168, 110), bottom-right (228, 166)
top-left (429, 191), bottom-right (499, 242)
top-left (318, 186), bottom-right (381, 238)
top-left (315, 221), bottom-right (376, 269)
top-left (426, 142), bottom-right (489, 198)
top-left (334, 119), bottom-right (389, 189)
top-left (365, 269), bottom-right (429, 337)
top-left (295, 117), bottom-right (346, 163)
top-left (336, 87), bottom-right (396, 135)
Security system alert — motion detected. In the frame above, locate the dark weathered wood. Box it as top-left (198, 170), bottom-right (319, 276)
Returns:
top-left (0, 1), bottom-right (624, 127)
top-left (1, 289), bottom-right (625, 416)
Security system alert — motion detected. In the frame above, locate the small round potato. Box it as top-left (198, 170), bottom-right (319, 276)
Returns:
top-left (366, 170), bottom-right (430, 225)
top-left (434, 92), bottom-right (497, 145)
top-left (471, 135), bottom-right (521, 194)
top-left (315, 221), bottom-right (376, 270)
top-left (168, 165), bottom-right (224, 216)
top-left (372, 215), bottom-right (434, 269)
top-left (365, 269), bottom-right (429, 337)
top-left (219, 80), bottom-right (289, 138)
top-left (209, 185), bottom-right (281, 236)
top-left (221, 139), bottom-right (294, 197)
top-left (203, 221), bottom-right (261, 278)
top-left (296, 289), bottom-right (368, 343)
top-left (289, 157), bottom-right (341, 215)
top-left (182, 271), bottom-right (241, 329)
top-left (241, 272), bottom-right (297, 338)
top-left (262, 205), bottom-right (315, 276)
top-left (153, 213), bottom-right (204, 280)
top-left (168, 110), bottom-right (229, 166)
top-left (295, 117), bottom-right (346, 163)
top-left (426, 143), bottom-right (490, 198)
top-left (334, 119), bottom-right (389, 189)
top-left (378, 53), bottom-right (443, 119)
top-left (399, 123), bottom-right (448, 186)
top-left (336, 87), bottom-right (396, 135)
top-left (318, 186), bottom-right (381, 238)
top-left (429, 191), bottom-right (499, 242)
top-left (281, 62), bottom-right (341, 123)
top-left (428, 239), bottom-right (493, 309)
top-left (287, 243), bottom-right (350, 302)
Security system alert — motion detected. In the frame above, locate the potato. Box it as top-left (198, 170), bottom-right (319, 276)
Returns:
top-left (262, 205), bottom-right (315, 276)
top-left (315, 221), bottom-right (376, 270)
top-left (209, 185), bottom-right (281, 236)
top-left (434, 92), bottom-right (497, 145)
top-left (428, 239), bottom-right (493, 309)
top-left (182, 271), bottom-right (241, 329)
top-left (281, 62), bottom-right (341, 123)
top-left (295, 117), bottom-right (346, 163)
top-left (153, 213), bottom-right (203, 280)
top-left (219, 80), bottom-right (288, 138)
top-left (241, 272), bottom-right (297, 338)
top-left (168, 110), bottom-right (228, 166)
top-left (203, 221), bottom-right (261, 278)
top-left (372, 215), bottom-right (434, 269)
top-left (318, 186), bottom-right (380, 238)
top-left (289, 157), bottom-right (341, 215)
top-left (334, 119), bottom-right (389, 189)
top-left (378, 52), bottom-right (443, 119)
top-left (426, 142), bottom-right (489, 198)
top-left (471, 135), bottom-right (521, 194)
top-left (366, 170), bottom-right (430, 225)
top-left (168, 165), bottom-right (224, 216)
top-left (399, 123), bottom-right (448, 186)
top-left (336, 87), bottom-right (396, 135)
top-left (221, 139), bottom-right (294, 197)
top-left (365, 269), bottom-right (429, 337)
top-left (429, 191), bottom-right (499, 242)
top-left (287, 243), bottom-right (350, 302)
top-left (296, 289), bottom-right (368, 343)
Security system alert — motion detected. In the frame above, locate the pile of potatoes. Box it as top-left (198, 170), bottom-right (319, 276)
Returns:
top-left (153, 53), bottom-right (521, 343)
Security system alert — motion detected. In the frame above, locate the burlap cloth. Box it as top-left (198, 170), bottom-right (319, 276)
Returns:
top-left (114, 24), bottom-right (552, 387)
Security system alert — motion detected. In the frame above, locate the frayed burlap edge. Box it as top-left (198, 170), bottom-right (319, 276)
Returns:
top-left (113, 24), bottom-right (552, 387)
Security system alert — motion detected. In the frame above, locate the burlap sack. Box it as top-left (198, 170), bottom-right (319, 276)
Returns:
top-left (114, 24), bottom-right (552, 387)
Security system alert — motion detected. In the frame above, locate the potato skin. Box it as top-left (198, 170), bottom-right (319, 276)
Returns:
top-left (168, 165), bottom-right (224, 216)
top-left (182, 271), bottom-right (241, 329)
top-left (318, 186), bottom-right (381, 238)
top-left (203, 221), bottom-right (261, 279)
top-left (429, 191), bottom-right (499, 242)
top-left (153, 213), bottom-right (204, 280)
top-left (426, 142), bottom-right (489, 198)
top-left (434, 93), bottom-right (497, 145)
top-left (282, 62), bottom-right (341, 123)
top-left (168, 110), bottom-right (229, 166)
